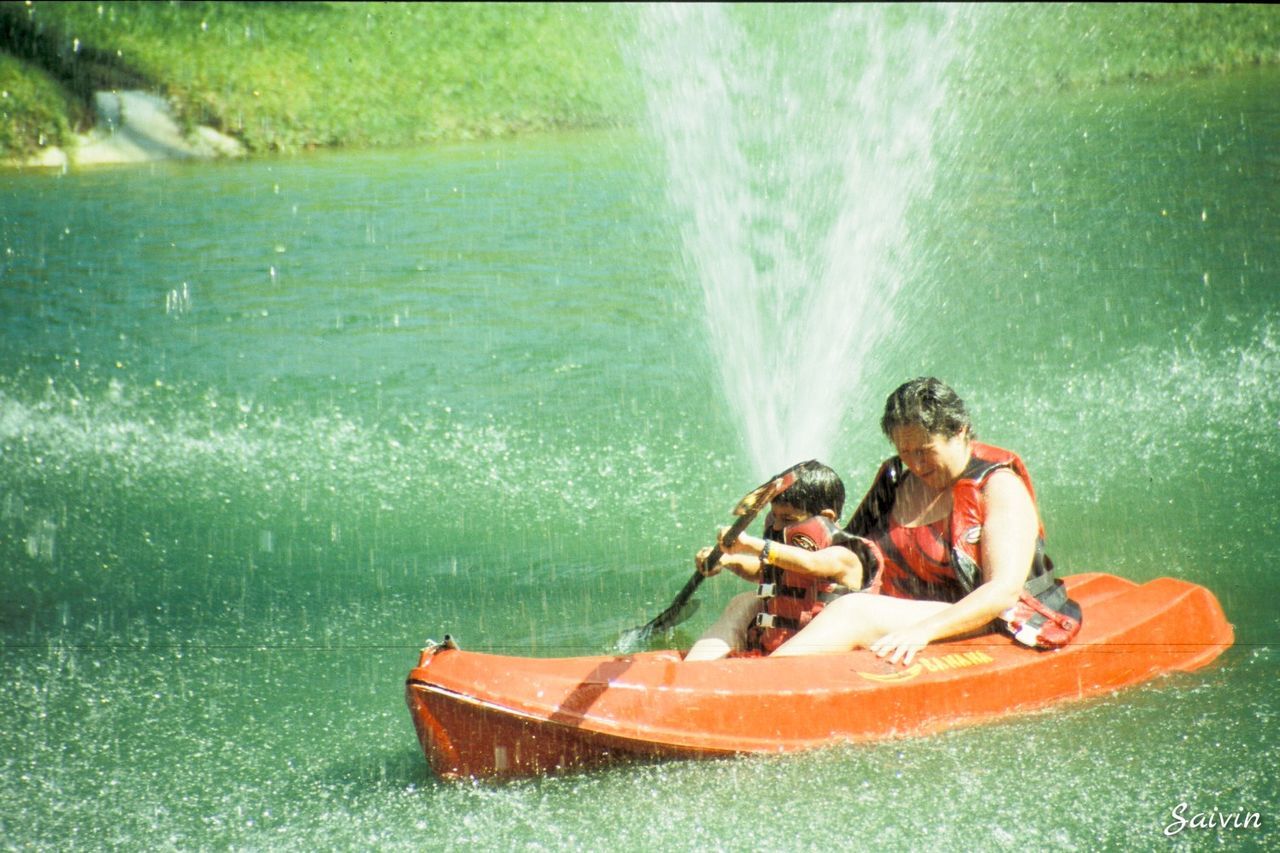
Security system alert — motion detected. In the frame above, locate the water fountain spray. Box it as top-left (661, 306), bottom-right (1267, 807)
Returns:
top-left (629, 4), bottom-right (963, 475)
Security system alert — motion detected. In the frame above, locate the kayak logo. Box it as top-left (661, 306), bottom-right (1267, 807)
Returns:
top-left (856, 650), bottom-right (996, 683)
top-left (855, 662), bottom-right (923, 683)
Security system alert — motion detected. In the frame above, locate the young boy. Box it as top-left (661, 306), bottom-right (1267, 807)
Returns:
top-left (684, 460), bottom-right (879, 661)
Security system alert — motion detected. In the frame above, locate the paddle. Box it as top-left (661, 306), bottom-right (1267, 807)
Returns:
top-left (617, 461), bottom-right (811, 652)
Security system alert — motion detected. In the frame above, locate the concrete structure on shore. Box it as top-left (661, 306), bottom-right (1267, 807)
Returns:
top-left (11, 90), bottom-right (244, 170)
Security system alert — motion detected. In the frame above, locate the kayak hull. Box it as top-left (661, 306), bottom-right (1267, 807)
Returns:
top-left (405, 573), bottom-right (1232, 780)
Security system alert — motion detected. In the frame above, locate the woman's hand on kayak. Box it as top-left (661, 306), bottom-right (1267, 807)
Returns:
top-left (869, 625), bottom-right (934, 666)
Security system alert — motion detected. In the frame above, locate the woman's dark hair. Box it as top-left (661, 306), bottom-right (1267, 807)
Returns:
top-left (879, 377), bottom-right (974, 440)
top-left (775, 460), bottom-right (846, 518)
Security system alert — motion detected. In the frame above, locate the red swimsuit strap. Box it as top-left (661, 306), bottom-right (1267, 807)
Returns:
top-left (876, 514), bottom-right (955, 599)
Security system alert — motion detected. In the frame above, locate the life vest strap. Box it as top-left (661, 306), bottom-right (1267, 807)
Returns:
top-left (757, 581), bottom-right (852, 602)
top-left (1000, 587), bottom-right (1082, 650)
top-left (755, 611), bottom-right (800, 631)
top-left (1023, 570), bottom-right (1058, 599)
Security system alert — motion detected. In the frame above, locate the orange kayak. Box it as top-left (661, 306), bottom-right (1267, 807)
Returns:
top-left (405, 573), bottom-right (1232, 780)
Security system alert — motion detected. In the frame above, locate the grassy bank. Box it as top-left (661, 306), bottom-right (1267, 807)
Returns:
top-left (2, 2), bottom-right (1279, 161)
top-left (969, 3), bottom-right (1280, 94)
top-left (0, 49), bottom-right (75, 156)
top-left (0, 1), bottom-right (635, 159)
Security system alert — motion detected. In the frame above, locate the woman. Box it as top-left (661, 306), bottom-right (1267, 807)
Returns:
top-left (727, 377), bottom-right (1080, 663)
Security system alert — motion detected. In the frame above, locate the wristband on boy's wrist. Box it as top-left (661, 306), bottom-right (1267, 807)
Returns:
top-left (760, 541), bottom-right (774, 567)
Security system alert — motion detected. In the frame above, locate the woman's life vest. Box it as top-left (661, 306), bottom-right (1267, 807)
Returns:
top-left (747, 516), bottom-right (881, 654)
top-left (846, 441), bottom-right (1083, 650)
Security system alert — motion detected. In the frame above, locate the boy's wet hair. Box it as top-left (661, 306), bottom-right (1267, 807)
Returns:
top-left (775, 460), bottom-right (845, 518)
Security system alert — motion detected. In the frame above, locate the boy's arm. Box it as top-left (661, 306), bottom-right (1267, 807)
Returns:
top-left (721, 533), bottom-right (863, 589)
top-left (695, 546), bottom-right (765, 582)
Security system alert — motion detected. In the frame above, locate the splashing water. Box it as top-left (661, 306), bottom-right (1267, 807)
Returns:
top-left (629, 4), bottom-right (965, 475)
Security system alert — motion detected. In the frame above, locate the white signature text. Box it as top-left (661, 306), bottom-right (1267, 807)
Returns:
top-left (1164, 802), bottom-right (1261, 837)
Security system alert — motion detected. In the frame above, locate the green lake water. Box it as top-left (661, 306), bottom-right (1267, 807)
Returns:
top-left (3, 41), bottom-right (1279, 853)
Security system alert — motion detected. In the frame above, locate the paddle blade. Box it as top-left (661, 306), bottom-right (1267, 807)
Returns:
top-left (616, 598), bottom-right (701, 654)
top-left (728, 465), bottom-right (804, 517)
top-left (648, 595), bottom-right (702, 634)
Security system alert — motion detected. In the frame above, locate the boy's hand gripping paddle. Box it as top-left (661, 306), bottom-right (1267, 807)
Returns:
top-left (616, 461), bottom-right (811, 652)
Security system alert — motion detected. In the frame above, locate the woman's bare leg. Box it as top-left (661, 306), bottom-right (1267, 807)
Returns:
top-left (769, 593), bottom-right (950, 657)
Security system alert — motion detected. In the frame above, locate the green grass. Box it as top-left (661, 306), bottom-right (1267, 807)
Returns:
top-left (968, 4), bottom-right (1280, 94)
top-left (1, 1), bottom-right (636, 156)
top-left (0, 50), bottom-right (76, 157)
top-left (1, 2), bottom-right (1279, 160)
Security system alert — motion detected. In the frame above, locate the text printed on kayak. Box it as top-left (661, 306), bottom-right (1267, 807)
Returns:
top-left (855, 650), bottom-right (995, 683)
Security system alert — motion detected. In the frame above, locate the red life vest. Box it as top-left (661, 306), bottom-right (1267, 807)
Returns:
top-left (949, 442), bottom-right (1045, 589)
top-left (849, 441), bottom-right (1082, 649)
top-left (748, 517), bottom-right (879, 654)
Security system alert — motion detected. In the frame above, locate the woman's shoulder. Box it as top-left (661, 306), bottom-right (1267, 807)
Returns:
top-left (980, 467), bottom-right (1033, 509)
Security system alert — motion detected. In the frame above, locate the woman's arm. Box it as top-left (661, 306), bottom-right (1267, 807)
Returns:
top-left (870, 469), bottom-right (1037, 663)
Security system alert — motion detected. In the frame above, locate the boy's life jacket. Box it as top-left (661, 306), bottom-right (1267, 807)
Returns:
top-left (747, 516), bottom-right (881, 654)
top-left (846, 441), bottom-right (1083, 650)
